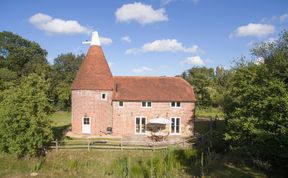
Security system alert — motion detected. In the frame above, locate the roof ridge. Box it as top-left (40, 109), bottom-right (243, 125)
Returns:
top-left (113, 76), bottom-right (179, 78)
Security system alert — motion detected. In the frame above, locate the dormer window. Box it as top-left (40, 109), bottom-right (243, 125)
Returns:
top-left (101, 93), bottom-right (107, 100)
top-left (171, 101), bottom-right (181, 108)
top-left (141, 101), bottom-right (152, 108)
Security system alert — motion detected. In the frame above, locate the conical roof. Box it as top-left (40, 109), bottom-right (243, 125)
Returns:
top-left (71, 32), bottom-right (114, 90)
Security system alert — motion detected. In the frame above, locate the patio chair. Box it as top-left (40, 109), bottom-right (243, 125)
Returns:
top-left (163, 132), bottom-right (170, 141)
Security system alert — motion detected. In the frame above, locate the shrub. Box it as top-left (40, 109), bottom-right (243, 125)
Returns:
top-left (0, 74), bottom-right (53, 157)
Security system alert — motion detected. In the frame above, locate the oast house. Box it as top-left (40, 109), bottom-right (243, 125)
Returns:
top-left (71, 31), bottom-right (196, 140)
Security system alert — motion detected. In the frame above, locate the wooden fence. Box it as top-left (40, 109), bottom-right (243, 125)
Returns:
top-left (50, 138), bottom-right (194, 151)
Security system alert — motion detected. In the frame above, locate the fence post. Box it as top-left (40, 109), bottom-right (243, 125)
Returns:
top-left (88, 138), bottom-right (90, 151)
top-left (183, 138), bottom-right (185, 148)
top-left (121, 137), bottom-right (123, 150)
top-left (201, 152), bottom-right (204, 178)
top-left (55, 139), bottom-right (58, 151)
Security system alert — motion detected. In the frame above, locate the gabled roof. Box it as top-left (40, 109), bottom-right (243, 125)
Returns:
top-left (71, 45), bottom-right (114, 90)
top-left (113, 76), bottom-right (196, 102)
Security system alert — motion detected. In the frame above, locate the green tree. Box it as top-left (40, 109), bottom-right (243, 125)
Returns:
top-left (0, 31), bottom-right (49, 76)
top-left (252, 30), bottom-right (288, 85)
top-left (50, 53), bottom-right (83, 110)
top-left (0, 74), bottom-right (53, 157)
top-left (183, 67), bottom-right (215, 107)
top-left (0, 68), bottom-right (17, 90)
top-left (224, 32), bottom-right (288, 168)
top-left (0, 31), bottom-right (50, 91)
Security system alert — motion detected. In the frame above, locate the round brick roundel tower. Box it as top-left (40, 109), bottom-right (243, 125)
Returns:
top-left (71, 31), bottom-right (114, 135)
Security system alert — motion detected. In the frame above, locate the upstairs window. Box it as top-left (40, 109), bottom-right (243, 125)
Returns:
top-left (118, 101), bottom-right (124, 108)
top-left (101, 93), bottom-right (107, 100)
top-left (141, 101), bottom-right (152, 108)
top-left (171, 101), bottom-right (181, 108)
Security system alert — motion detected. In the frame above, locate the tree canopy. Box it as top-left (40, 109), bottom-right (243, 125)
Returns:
top-left (0, 74), bottom-right (53, 157)
top-left (0, 31), bottom-right (83, 157)
top-left (223, 31), bottom-right (288, 168)
top-left (50, 53), bottom-right (83, 110)
top-left (182, 66), bottom-right (229, 108)
top-left (0, 31), bottom-right (48, 76)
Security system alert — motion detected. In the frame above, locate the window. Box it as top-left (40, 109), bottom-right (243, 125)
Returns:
top-left (118, 101), bottom-right (124, 108)
top-left (83, 117), bottom-right (90, 125)
top-left (101, 93), bottom-right (107, 100)
top-left (141, 101), bottom-right (152, 108)
top-left (171, 101), bottom-right (181, 108)
top-left (135, 117), bottom-right (146, 134)
top-left (171, 117), bottom-right (180, 134)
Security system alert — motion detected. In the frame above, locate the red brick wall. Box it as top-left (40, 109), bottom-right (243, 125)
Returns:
top-left (71, 90), bottom-right (113, 135)
top-left (112, 101), bottom-right (195, 137)
top-left (72, 90), bottom-right (195, 137)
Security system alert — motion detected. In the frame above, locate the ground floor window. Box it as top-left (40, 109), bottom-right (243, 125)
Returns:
top-left (135, 117), bottom-right (146, 134)
top-left (171, 117), bottom-right (180, 134)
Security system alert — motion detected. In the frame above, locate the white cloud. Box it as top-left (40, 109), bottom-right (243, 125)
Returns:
top-left (230, 23), bottom-right (275, 38)
top-left (266, 37), bottom-right (277, 43)
top-left (121, 36), bottom-right (132, 43)
top-left (115, 2), bottom-right (168, 25)
top-left (29, 13), bottom-right (92, 35)
top-left (99, 37), bottom-right (113, 45)
top-left (262, 13), bottom-right (288, 23)
top-left (247, 37), bottom-right (277, 48)
top-left (126, 39), bottom-right (199, 54)
top-left (142, 39), bottom-right (198, 53)
top-left (279, 13), bottom-right (288, 22)
top-left (132, 66), bottom-right (153, 73)
top-left (125, 48), bottom-right (139, 55)
top-left (254, 57), bottom-right (264, 65)
top-left (181, 56), bottom-right (205, 65)
top-left (161, 0), bottom-right (173, 5)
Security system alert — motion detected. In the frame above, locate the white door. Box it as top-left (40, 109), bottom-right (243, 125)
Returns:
top-left (82, 117), bottom-right (91, 134)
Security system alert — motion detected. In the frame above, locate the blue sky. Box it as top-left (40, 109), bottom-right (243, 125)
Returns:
top-left (1, 0), bottom-right (287, 76)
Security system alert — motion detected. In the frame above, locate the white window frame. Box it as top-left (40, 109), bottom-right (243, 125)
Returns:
top-left (118, 101), bottom-right (124, 108)
top-left (170, 117), bottom-right (181, 135)
top-left (170, 101), bottom-right (181, 108)
top-left (141, 101), bottom-right (152, 108)
top-left (135, 116), bottom-right (147, 134)
top-left (101, 93), bottom-right (107, 100)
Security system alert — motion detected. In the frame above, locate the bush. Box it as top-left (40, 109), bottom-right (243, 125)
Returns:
top-left (0, 74), bottom-right (53, 157)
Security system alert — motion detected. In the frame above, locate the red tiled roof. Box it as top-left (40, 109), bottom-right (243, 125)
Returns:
top-left (113, 76), bottom-right (196, 102)
top-left (71, 45), bottom-right (114, 90)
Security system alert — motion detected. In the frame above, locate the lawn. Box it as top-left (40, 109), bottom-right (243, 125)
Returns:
top-left (49, 111), bottom-right (71, 140)
top-left (50, 111), bottom-right (71, 127)
top-left (0, 149), bottom-right (268, 178)
top-left (196, 107), bottom-right (225, 119)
